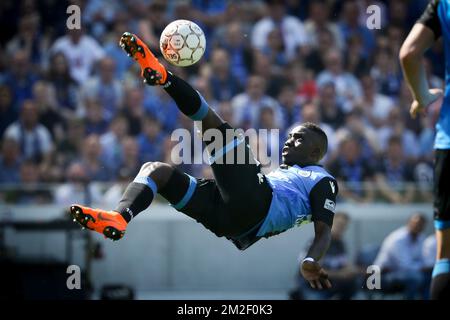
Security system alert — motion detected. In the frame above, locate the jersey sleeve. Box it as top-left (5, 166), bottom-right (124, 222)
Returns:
top-left (418, 0), bottom-right (442, 39)
top-left (309, 177), bottom-right (338, 227)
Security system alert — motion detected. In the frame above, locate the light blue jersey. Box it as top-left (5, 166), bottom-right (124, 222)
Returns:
top-left (257, 165), bottom-right (338, 238)
top-left (421, 0), bottom-right (450, 149)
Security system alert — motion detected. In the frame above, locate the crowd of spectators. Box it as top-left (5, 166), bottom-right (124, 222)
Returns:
top-left (0, 0), bottom-right (440, 204)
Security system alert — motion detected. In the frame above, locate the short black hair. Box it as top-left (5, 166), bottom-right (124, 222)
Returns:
top-left (302, 122), bottom-right (328, 161)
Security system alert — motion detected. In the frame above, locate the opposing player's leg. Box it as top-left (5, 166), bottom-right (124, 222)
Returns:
top-left (70, 162), bottom-right (203, 240)
top-left (430, 149), bottom-right (450, 299)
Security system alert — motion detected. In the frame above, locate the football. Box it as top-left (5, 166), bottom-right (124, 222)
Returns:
top-left (159, 19), bottom-right (206, 67)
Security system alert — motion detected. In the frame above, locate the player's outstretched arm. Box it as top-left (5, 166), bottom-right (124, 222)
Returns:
top-left (301, 220), bottom-right (332, 290)
top-left (400, 21), bottom-right (442, 118)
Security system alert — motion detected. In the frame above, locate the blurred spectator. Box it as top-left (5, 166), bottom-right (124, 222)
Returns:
top-left (334, 109), bottom-right (379, 160)
top-left (32, 80), bottom-right (65, 142)
top-left (377, 108), bottom-right (419, 160)
top-left (137, 116), bottom-right (165, 163)
top-left (7, 160), bottom-right (52, 204)
top-left (80, 57), bottom-right (123, 122)
top-left (117, 136), bottom-right (141, 178)
top-left (122, 87), bottom-right (145, 136)
top-left (2, 49), bottom-right (38, 108)
top-left (261, 28), bottom-right (289, 67)
top-left (304, 0), bottom-right (343, 50)
top-left (45, 52), bottom-right (80, 119)
top-left (0, 138), bottom-right (21, 184)
top-left (302, 28), bottom-right (336, 74)
top-left (316, 49), bottom-right (363, 111)
top-left (208, 48), bottom-right (243, 102)
top-left (251, 51), bottom-right (286, 97)
top-left (50, 28), bottom-right (105, 84)
top-left (216, 21), bottom-right (252, 84)
top-left (232, 75), bottom-right (283, 129)
top-left (374, 136), bottom-right (416, 203)
top-left (296, 212), bottom-right (360, 300)
top-left (55, 118), bottom-right (85, 169)
top-left (54, 162), bottom-right (102, 206)
top-left (103, 13), bottom-right (133, 78)
top-left (83, 0), bottom-right (124, 40)
top-left (328, 136), bottom-right (375, 203)
top-left (83, 98), bottom-right (109, 135)
top-left (5, 13), bottom-right (45, 66)
top-left (0, 84), bottom-right (18, 137)
top-left (78, 134), bottom-right (113, 182)
top-left (358, 74), bottom-right (395, 129)
top-left (100, 114), bottom-right (129, 173)
top-left (343, 34), bottom-right (369, 78)
top-left (143, 87), bottom-right (182, 134)
top-left (370, 49), bottom-right (402, 97)
top-left (317, 82), bottom-right (346, 130)
top-left (138, 0), bottom-right (170, 52)
top-left (278, 84), bottom-right (302, 127)
top-left (338, 0), bottom-right (375, 56)
top-left (252, 0), bottom-right (309, 61)
top-left (4, 100), bottom-right (53, 164)
top-left (374, 213), bottom-right (429, 299)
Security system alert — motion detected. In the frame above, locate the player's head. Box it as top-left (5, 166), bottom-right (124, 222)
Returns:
top-left (407, 213), bottom-right (427, 237)
top-left (282, 122), bottom-right (328, 166)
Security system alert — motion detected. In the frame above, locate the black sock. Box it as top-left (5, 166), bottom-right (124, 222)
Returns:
top-left (114, 178), bottom-right (157, 223)
top-left (430, 259), bottom-right (450, 299)
top-left (163, 73), bottom-right (209, 120)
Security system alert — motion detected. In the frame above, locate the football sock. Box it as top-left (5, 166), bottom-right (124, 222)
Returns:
top-left (430, 259), bottom-right (450, 299)
top-left (114, 176), bottom-right (157, 223)
top-left (163, 72), bottom-right (209, 121)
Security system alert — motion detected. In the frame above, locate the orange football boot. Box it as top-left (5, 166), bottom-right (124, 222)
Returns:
top-left (69, 205), bottom-right (127, 241)
top-left (119, 32), bottom-right (168, 85)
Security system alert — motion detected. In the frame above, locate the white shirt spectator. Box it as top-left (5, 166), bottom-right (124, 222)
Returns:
top-left (80, 76), bottom-right (124, 121)
top-left (316, 72), bottom-right (363, 112)
top-left (4, 122), bottom-right (53, 159)
top-left (51, 35), bottom-right (105, 84)
top-left (422, 234), bottom-right (437, 269)
top-left (374, 226), bottom-right (426, 273)
top-left (377, 126), bottom-right (419, 159)
top-left (231, 93), bottom-right (284, 129)
top-left (54, 182), bottom-right (103, 206)
top-left (364, 94), bottom-right (395, 123)
top-left (251, 16), bottom-right (309, 60)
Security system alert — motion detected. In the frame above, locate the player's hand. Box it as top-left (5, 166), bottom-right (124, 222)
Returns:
top-left (410, 88), bottom-right (443, 119)
top-left (301, 260), bottom-right (332, 290)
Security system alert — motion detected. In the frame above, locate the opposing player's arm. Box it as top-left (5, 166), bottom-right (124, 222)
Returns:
top-left (301, 177), bottom-right (338, 289)
top-left (400, 0), bottom-right (443, 117)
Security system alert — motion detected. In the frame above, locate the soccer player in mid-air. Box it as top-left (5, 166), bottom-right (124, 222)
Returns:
top-left (400, 0), bottom-right (450, 299)
top-left (70, 32), bottom-right (338, 289)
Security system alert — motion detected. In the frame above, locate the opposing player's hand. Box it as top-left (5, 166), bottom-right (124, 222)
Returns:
top-left (410, 88), bottom-right (443, 119)
top-left (301, 260), bottom-right (332, 290)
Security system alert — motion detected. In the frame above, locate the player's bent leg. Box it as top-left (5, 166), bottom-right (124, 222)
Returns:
top-left (70, 162), bottom-right (177, 241)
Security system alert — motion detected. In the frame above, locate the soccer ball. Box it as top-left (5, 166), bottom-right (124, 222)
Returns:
top-left (159, 20), bottom-right (206, 67)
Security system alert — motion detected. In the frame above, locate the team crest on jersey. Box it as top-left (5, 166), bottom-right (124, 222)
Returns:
top-left (298, 170), bottom-right (311, 178)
